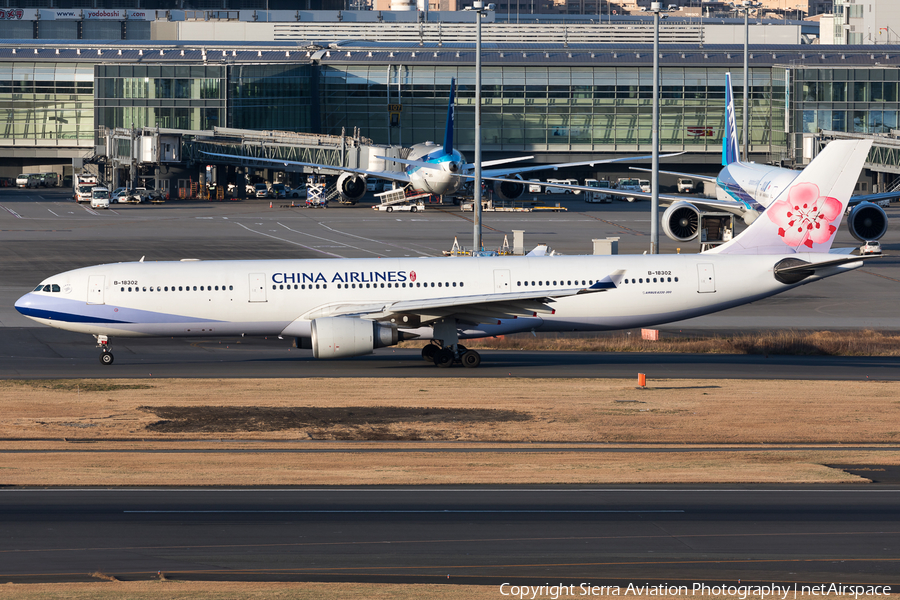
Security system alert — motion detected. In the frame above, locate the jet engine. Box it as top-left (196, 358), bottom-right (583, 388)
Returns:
top-left (662, 201), bottom-right (701, 242)
top-left (493, 174), bottom-right (525, 201)
top-left (311, 317), bottom-right (400, 359)
top-left (336, 173), bottom-right (367, 204)
top-left (847, 201), bottom-right (888, 242)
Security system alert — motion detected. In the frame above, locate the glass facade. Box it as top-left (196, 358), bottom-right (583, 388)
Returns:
top-left (228, 64), bottom-right (314, 132)
top-left (0, 62), bottom-right (94, 142)
top-left (95, 64), bottom-right (226, 132)
top-left (794, 68), bottom-right (900, 135)
top-left (319, 64), bottom-right (787, 156)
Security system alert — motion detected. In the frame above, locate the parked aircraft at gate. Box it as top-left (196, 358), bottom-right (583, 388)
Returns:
top-left (202, 78), bottom-right (680, 205)
top-left (481, 73), bottom-right (891, 245)
top-left (15, 140), bottom-right (877, 368)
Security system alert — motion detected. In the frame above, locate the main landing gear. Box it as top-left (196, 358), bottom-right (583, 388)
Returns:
top-left (421, 318), bottom-right (481, 368)
top-left (421, 342), bottom-right (481, 368)
top-left (95, 334), bottom-right (114, 365)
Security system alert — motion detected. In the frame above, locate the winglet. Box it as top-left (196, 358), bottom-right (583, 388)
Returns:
top-left (443, 78), bottom-right (455, 156)
top-left (722, 73), bottom-right (741, 166)
top-left (708, 140), bottom-right (873, 255)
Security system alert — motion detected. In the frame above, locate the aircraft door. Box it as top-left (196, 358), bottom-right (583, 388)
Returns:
top-left (697, 263), bottom-right (716, 293)
top-left (87, 275), bottom-right (105, 305)
top-left (249, 273), bottom-right (267, 302)
top-left (493, 270), bottom-right (510, 293)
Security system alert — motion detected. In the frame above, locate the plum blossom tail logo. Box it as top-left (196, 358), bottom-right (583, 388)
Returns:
top-left (766, 182), bottom-right (842, 249)
top-left (409, 271), bottom-right (417, 282)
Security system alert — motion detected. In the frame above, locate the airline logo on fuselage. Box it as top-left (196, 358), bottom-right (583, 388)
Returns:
top-left (273, 270), bottom-right (410, 284)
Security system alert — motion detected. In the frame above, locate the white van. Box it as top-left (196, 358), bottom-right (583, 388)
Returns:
top-left (16, 173), bottom-right (40, 188)
top-left (545, 178), bottom-right (579, 194)
top-left (41, 172), bottom-right (59, 187)
top-left (90, 187), bottom-right (110, 209)
top-left (527, 179), bottom-right (542, 193)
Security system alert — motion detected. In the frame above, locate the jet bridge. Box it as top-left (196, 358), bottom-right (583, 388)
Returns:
top-left (97, 125), bottom-right (407, 199)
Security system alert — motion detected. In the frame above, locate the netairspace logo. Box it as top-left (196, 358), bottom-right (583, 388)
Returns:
top-left (498, 583), bottom-right (892, 600)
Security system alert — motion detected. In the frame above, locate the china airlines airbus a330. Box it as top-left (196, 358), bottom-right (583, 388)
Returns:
top-left (16, 139), bottom-right (877, 368)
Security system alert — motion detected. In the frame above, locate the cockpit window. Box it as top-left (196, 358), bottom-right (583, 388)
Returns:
top-left (50, 284), bottom-right (60, 292)
top-left (34, 285), bottom-right (45, 291)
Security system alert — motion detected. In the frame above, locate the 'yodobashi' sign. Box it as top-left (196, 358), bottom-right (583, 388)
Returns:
top-left (84, 9), bottom-right (124, 19)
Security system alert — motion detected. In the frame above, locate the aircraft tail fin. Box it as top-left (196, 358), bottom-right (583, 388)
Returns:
top-left (443, 78), bottom-right (456, 156)
top-left (722, 72), bottom-right (741, 166)
top-left (708, 139), bottom-right (873, 255)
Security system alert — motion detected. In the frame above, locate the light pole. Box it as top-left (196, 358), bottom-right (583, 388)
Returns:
top-left (650, 1), bottom-right (663, 254)
top-left (466, 0), bottom-right (493, 252)
top-left (735, 1), bottom-right (758, 161)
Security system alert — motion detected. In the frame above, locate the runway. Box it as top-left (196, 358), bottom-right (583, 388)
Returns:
top-left (1, 486), bottom-right (898, 586)
top-left (4, 327), bottom-right (900, 378)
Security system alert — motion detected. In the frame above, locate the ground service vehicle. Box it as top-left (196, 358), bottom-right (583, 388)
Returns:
top-left (545, 179), bottom-right (573, 194)
top-left (677, 178), bottom-right (695, 193)
top-left (41, 173), bottom-right (59, 187)
top-left (639, 179), bottom-right (651, 193)
top-left (271, 183), bottom-right (287, 198)
top-left (17, 173), bottom-right (40, 188)
top-left (74, 175), bottom-right (98, 202)
top-left (90, 187), bottom-right (110, 209)
top-left (527, 180), bottom-right (542, 193)
top-left (584, 179), bottom-right (612, 203)
top-left (254, 183), bottom-right (271, 198)
top-left (615, 178), bottom-right (642, 202)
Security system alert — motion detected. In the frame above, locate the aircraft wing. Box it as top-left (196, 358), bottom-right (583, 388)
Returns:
top-left (479, 152), bottom-right (685, 178)
top-left (629, 166), bottom-right (719, 184)
top-left (849, 192), bottom-right (899, 207)
top-left (476, 175), bottom-right (752, 215)
top-left (302, 272), bottom-right (623, 326)
top-left (200, 151), bottom-right (412, 184)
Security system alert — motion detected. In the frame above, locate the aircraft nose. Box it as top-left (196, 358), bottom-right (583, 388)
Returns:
top-left (14, 292), bottom-right (45, 320)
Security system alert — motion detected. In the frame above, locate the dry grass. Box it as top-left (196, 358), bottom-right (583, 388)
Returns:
top-left (404, 329), bottom-right (900, 356)
top-left (0, 377), bottom-right (899, 486)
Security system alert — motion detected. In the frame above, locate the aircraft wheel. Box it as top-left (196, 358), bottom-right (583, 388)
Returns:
top-left (421, 344), bottom-right (438, 362)
top-left (386, 206), bottom-right (393, 213)
top-left (460, 350), bottom-right (481, 369)
top-left (433, 348), bottom-right (455, 368)
top-left (100, 351), bottom-right (114, 365)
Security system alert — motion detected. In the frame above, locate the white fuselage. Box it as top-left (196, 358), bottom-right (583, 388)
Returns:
top-left (15, 253), bottom-right (853, 342)
top-left (405, 142), bottom-right (466, 196)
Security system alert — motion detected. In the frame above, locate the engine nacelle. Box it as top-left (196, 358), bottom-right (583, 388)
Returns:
top-left (493, 174), bottom-right (525, 201)
top-left (311, 317), bottom-right (399, 359)
top-left (662, 201), bottom-right (701, 242)
top-left (847, 201), bottom-right (888, 242)
top-left (336, 173), bottom-right (367, 204)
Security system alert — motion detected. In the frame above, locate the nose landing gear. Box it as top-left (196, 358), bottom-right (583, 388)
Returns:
top-left (95, 334), bottom-right (114, 365)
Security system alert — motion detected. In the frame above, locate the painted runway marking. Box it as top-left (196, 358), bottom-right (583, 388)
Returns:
top-left (0, 205), bottom-right (22, 218)
top-left (124, 509), bottom-right (684, 514)
top-left (314, 221), bottom-right (432, 256)
top-left (233, 223), bottom-right (345, 258)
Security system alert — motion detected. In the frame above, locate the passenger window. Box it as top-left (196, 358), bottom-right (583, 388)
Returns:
top-left (460, 282), bottom-right (464, 287)
top-left (366, 283), bottom-right (370, 288)
top-left (317, 284), bottom-right (321, 289)
top-left (431, 282), bottom-right (435, 287)
top-left (452, 282), bottom-right (457, 287)
top-left (193, 286), bottom-right (197, 291)
top-left (639, 278), bottom-right (643, 283)
top-left (674, 277), bottom-right (679, 282)
top-left (121, 287), bottom-right (125, 292)
top-left (215, 286), bottom-right (219, 291)
top-left (322, 284), bottom-right (326, 289)
top-left (142, 287), bottom-right (147, 292)
top-left (229, 286), bottom-right (233, 290)
top-left (272, 285), bottom-right (276, 290)
top-left (653, 278), bottom-right (657, 283)
top-left (438, 282), bottom-right (442, 287)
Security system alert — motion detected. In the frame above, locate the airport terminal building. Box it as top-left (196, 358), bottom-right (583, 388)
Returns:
top-left (3, 39), bottom-right (900, 180)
